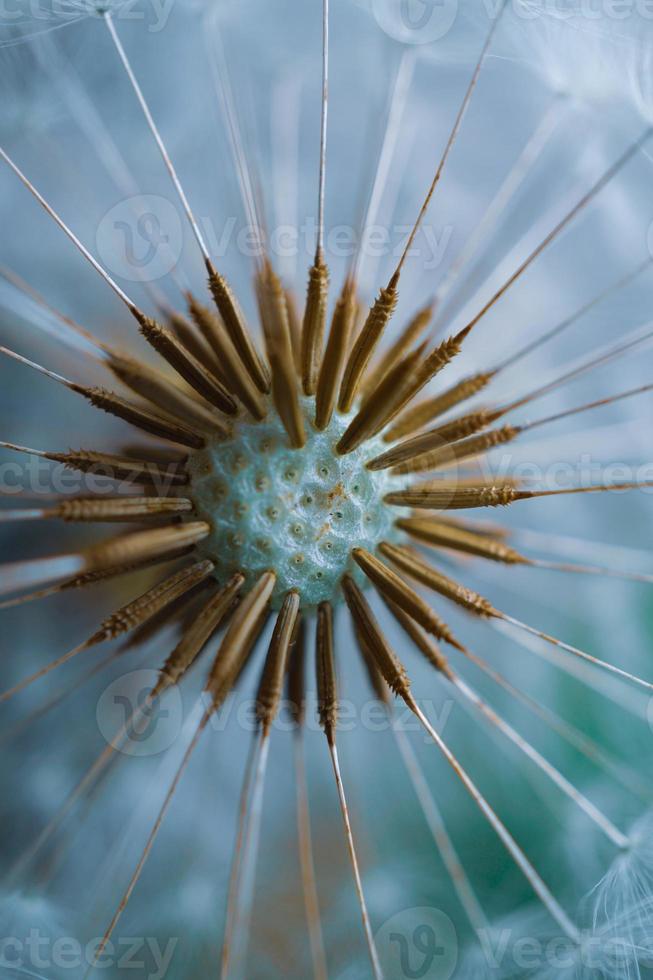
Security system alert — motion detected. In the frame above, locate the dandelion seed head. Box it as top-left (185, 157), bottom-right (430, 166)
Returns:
top-left (188, 397), bottom-right (409, 608)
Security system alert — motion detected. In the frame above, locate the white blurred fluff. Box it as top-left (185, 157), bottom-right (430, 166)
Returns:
top-left (458, 905), bottom-right (653, 979)
top-left (584, 810), bottom-right (653, 978)
top-left (503, 0), bottom-right (653, 115)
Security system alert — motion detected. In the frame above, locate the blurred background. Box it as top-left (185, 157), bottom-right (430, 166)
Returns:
top-left (1, 1), bottom-right (653, 977)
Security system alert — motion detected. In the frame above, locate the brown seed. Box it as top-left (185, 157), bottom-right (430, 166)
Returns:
top-left (82, 522), bottom-right (211, 575)
top-left (82, 386), bottom-right (206, 449)
top-left (368, 408), bottom-right (498, 471)
top-left (256, 260), bottom-right (306, 448)
top-left (377, 333), bottom-right (463, 429)
top-left (94, 559), bottom-right (216, 643)
top-left (385, 371), bottom-right (495, 442)
top-left (337, 278), bottom-right (399, 413)
top-left (286, 614), bottom-right (307, 727)
top-left (136, 311), bottom-right (238, 415)
top-left (12, 445), bottom-right (186, 487)
top-left (315, 601), bottom-right (337, 744)
top-left (301, 254), bottom-right (330, 396)
top-left (205, 571), bottom-right (276, 711)
top-left (315, 277), bottom-right (357, 430)
top-left (207, 260), bottom-right (271, 394)
top-left (0, 560), bottom-right (217, 704)
top-left (354, 620), bottom-right (391, 705)
top-left (351, 548), bottom-right (464, 649)
top-left (341, 574), bottom-right (411, 700)
top-left (153, 573), bottom-right (245, 696)
top-left (55, 496), bottom-right (193, 523)
top-left (385, 485), bottom-right (519, 511)
top-left (336, 343), bottom-right (427, 455)
top-left (382, 597), bottom-right (453, 678)
top-left (285, 289), bottom-right (303, 376)
top-left (256, 591), bottom-right (301, 735)
top-left (108, 350), bottom-right (229, 437)
top-left (167, 311), bottom-right (224, 379)
top-left (360, 300), bottom-right (434, 399)
top-left (391, 424), bottom-right (520, 476)
top-left (187, 293), bottom-right (267, 420)
top-left (379, 542), bottom-right (498, 617)
top-left (397, 516), bottom-right (526, 564)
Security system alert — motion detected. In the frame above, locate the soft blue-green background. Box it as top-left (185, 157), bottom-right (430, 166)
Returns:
top-left (1, 1), bottom-right (653, 977)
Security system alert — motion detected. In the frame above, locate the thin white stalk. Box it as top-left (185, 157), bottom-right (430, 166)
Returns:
top-left (431, 94), bottom-right (570, 329)
top-left (271, 76), bottom-right (302, 281)
top-left (0, 265), bottom-right (105, 360)
top-left (0, 344), bottom-right (77, 387)
top-left (329, 742), bottom-right (383, 980)
top-left (6, 683), bottom-right (156, 891)
top-left (0, 649), bottom-right (115, 752)
top-left (525, 558), bottom-right (653, 585)
top-left (395, 0), bottom-right (511, 278)
top-left (493, 256), bottom-right (652, 374)
top-left (86, 702), bottom-right (209, 977)
top-left (316, 0), bottom-right (329, 257)
top-left (294, 732), bottom-right (328, 980)
top-left (500, 614), bottom-right (653, 692)
top-left (0, 145), bottom-right (134, 309)
top-left (489, 618), bottom-right (649, 718)
top-left (223, 733), bottom-right (272, 980)
top-left (220, 734), bottom-right (261, 979)
top-left (40, 35), bottom-right (187, 301)
top-left (405, 695), bottom-right (580, 943)
top-left (0, 554), bottom-right (86, 597)
top-left (509, 527), bottom-right (653, 569)
top-left (446, 127), bottom-right (651, 341)
top-left (204, 16), bottom-right (263, 256)
top-left (0, 509), bottom-right (48, 523)
top-left (453, 644), bottom-right (652, 801)
top-left (356, 49), bottom-right (417, 292)
top-left (391, 717), bottom-right (489, 938)
top-left (104, 12), bottom-right (211, 263)
top-left (451, 675), bottom-right (629, 849)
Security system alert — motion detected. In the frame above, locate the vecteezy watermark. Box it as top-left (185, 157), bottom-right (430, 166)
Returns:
top-left (474, 927), bottom-right (652, 974)
top-left (0, 932), bottom-right (178, 979)
top-left (95, 682), bottom-right (458, 749)
top-left (370, 0), bottom-right (653, 43)
top-left (0, 0), bottom-right (176, 34)
top-left (94, 194), bottom-right (454, 281)
top-left (96, 195), bottom-right (183, 283)
top-left (479, 453), bottom-right (653, 493)
top-left (2, 451), bottom-right (653, 501)
top-left (205, 693), bottom-right (456, 741)
top-left (0, 455), bottom-right (184, 498)
top-left (0, 929), bottom-right (179, 980)
top-left (96, 669), bottom-right (184, 756)
top-left (519, 0), bottom-right (653, 22)
top-left (372, 0), bottom-right (459, 44)
top-left (200, 217), bottom-right (452, 268)
top-left (375, 907), bottom-right (458, 979)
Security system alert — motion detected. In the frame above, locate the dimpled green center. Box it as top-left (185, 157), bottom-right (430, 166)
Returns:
top-left (187, 397), bottom-right (408, 608)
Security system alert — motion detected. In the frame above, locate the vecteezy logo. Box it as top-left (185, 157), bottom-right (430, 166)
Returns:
top-left (375, 907), bottom-right (458, 979)
top-left (96, 669), bottom-right (184, 757)
top-left (372, 0), bottom-right (459, 44)
top-left (96, 194), bottom-right (183, 282)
